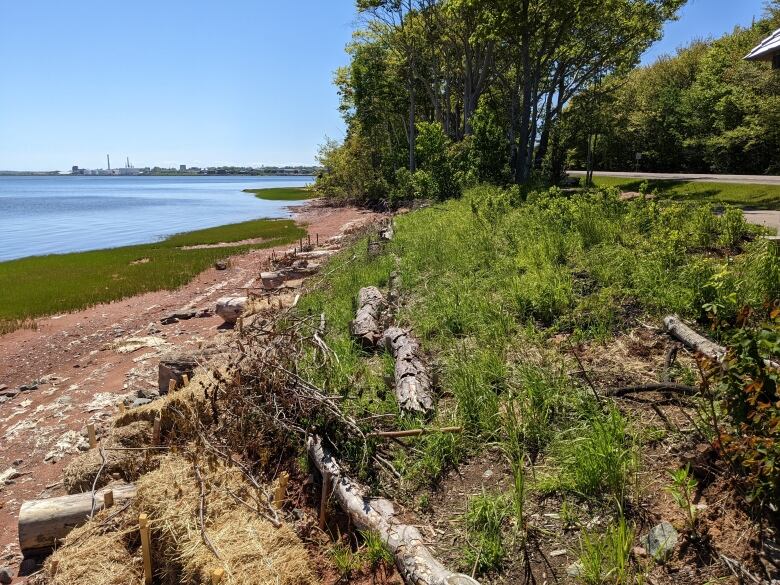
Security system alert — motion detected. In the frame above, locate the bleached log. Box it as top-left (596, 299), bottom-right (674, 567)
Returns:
top-left (382, 327), bottom-right (434, 414)
top-left (18, 483), bottom-right (137, 553)
top-left (261, 271), bottom-right (285, 289)
top-left (663, 316), bottom-right (725, 361)
top-left (215, 296), bottom-right (247, 323)
top-left (296, 249), bottom-right (337, 260)
top-left (351, 287), bottom-right (386, 346)
top-left (664, 315), bottom-right (780, 370)
top-left (307, 437), bottom-right (479, 585)
top-left (379, 220), bottom-right (395, 241)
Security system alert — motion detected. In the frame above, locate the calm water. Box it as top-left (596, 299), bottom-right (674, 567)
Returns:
top-left (0, 175), bottom-right (314, 261)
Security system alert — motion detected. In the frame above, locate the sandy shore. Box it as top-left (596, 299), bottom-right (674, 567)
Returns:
top-left (0, 201), bottom-right (379, 576)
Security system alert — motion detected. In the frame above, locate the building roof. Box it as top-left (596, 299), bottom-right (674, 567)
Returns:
top-left (745, 27), bottom-right (780, 61)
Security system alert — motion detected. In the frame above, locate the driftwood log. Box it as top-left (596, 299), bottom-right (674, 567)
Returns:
top-left (216, 296), bottom-right (247, 323)
top-left (382, 327), bottom-right (434, 414)
top-left (18, 483), bottom-right (137, 553)
top-left (663, 315), bottom-right (779, 370)
top-left (663, 316), bottom-right (725, 361)
top-left (379, 220), bottom-right (395, 241)
top-left (308, 437), bottom-right (479, 585)
top-left (351, 287), bottom-right (386, 346)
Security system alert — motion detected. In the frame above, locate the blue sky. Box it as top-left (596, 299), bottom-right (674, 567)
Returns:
top-left (0, 1), bottom-right (771, 171)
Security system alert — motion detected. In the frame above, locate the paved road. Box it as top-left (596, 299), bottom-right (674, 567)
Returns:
top-left (569, 170), bottom-right (780, 186)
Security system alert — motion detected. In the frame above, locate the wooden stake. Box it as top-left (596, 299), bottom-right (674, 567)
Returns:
top-left (318, 470), bottom-right (330, 531)
top-left (139, 513), bottom-right (152, 585)
top-left (274, 472), bottom-right (289, 510)
top-left (237, 316), bottom-right (243, 333)
top-left (87, 424), bottom-right (97, 449)
top-left (104, 489), bottom-right (114, 509)
top-left (211, 568), bottom-right (225, 584)
top-left (152, 417), bottom-right (161, 445)
top-left (316, 233), bottom-right (319, 246)
top-left (182, 373), bottom-right (190, 387)
top-left (119, 402), bottom-right (126, 415)
top-left (168, 378), bottom-right (177, 393)
top-left (50, 559), bottom-right (59, 577)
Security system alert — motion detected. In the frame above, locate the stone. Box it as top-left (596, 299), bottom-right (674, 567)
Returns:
top-left (0, 468), bottom-right (19, 485)
top-left (131, 398), bottom-right (152, 408)
top-left (640, 521), bottom-right (678, 561)
top-left (215, 296), bottom-right (247, 324)
top-left (160, 308), bottom-right (197, 325)
top-left (146, 323), bottom-right (162, 335)
top-left (0, 567), bottom-right (12, 584)
top-left (566, 561), bottom-right (583, 577)
top-left (215, 260), bottom-right (228, 270)
top-left (195, 308), bottom-right (213, 318)
top-left (482, 469), bottom-right (494, 479)
top-left (18, 383), bottom-right (38, 392)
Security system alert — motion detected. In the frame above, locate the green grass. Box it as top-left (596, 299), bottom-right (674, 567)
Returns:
top-left (590, 176), bottom-right (780, 210)
top-left (0, 218), bottom-right (305, 331)
top-left (243, 187), bottom-right (318, 201)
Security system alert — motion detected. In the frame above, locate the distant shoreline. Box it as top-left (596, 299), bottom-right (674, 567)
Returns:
top-left (0, 169), bottom-right (321, 177)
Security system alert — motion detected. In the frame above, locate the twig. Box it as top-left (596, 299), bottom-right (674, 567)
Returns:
top-left (89, 446), bottom-right (108, 518)
top-left (192, 459), bottom-right (221, 560)
top-left (367, 426), bottom-right (462, 439)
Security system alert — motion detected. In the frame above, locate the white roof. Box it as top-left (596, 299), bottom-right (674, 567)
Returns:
top-left (745, 28), bottom-right (780, 61)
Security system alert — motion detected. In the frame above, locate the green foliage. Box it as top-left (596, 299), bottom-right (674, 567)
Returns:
top-left (544, 409), bottom-right (638, 502)
top-left (359, 530), bottom-right (393, 568)
top-left (242, 187), bottom-right (317, 201)
top-left (568, 8), bottom-right (780, 175)
top-left (713, 311), bottom-right (780, 509)
top-left (464, 492), bottom-right (510, 573)
top-left (666, 465), bottom-right (699, 533)
top-left (578, 515), bottom-right (636, 585)
top-left (0, 219), bottom-right (304, 332)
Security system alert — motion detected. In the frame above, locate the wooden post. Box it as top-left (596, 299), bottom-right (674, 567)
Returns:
top-left (211, 568), bottom-right (225, 584)
top-left (139, 513), bottom-right (152, 585)
top-left (274, 472), bottom-right (289, 510)
top-left (316, 233), bottom-right (319, 246)
top-left (50, 559), bottom-right (59, 577)
top-left (152, 418), bottom-right (161, 446)
top-left (318, 470), bottom-right (330, 531)
top-left (87, 424), bottom-right (97, 449)
top-left (307, 234), bottom-right (311, 247)
top-left (168, 378), bottom-right (177, 394)
top-left (104, 489), bottom-right (114, 509)
top-left (182, 373), bottom-right (189, 387)
top-left (119, 402), bottom-right (126, 415)
top-left (237, 316), bottom-right (244, 333)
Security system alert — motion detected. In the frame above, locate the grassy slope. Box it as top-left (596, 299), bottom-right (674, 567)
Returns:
top-left (0, 218), bottom-right (305, 332)
top-left (295, 186), bottom-right (779, 579)
top-left (591, 176), bottom-right (780, 209)
top-left (242, 187), bottom-right (318, 201)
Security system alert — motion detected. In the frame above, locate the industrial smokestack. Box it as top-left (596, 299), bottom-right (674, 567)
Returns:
top-left (107, 154), bottom-right (111, 171)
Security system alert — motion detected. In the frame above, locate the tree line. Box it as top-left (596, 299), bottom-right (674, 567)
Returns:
top-left (316, 0), bottom-right (684, 204)
top-left (566, 1), bottom-right (780, 176)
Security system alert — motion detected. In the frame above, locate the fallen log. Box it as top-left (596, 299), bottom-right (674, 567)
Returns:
top-left (307, 436), bottom-right (479, 585)
top-left (18, 483), bottom-right (137, 553)
top-left (382, 327), bottom-right (434, 414)
top-left (379, 220), bottom-right (395, 242)
top-left (663, 316), bottom-right (725, 361)
top-left (664, 315), bottom-right (779, 369)
top-left (351, 287), bottom-right (386, 347)
top-left (215, 296), bottom-right (247, 323)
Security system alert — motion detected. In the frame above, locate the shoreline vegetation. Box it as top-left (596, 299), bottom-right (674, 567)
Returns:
top-left (0, 216), bottom-right (305, 335)
top-left (242, 186), bottom-right (319, 201)
top-left (590, 176), bottom-right (780, 209)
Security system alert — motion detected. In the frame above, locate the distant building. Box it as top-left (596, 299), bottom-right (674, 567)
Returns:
top-left (745, 28), bottom-right (780, 69)
top-left (180, 164), bottom-right (187, 172)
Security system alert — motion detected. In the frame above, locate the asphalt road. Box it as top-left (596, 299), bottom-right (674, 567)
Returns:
top-left (569, 170), bottom-right (780, 186)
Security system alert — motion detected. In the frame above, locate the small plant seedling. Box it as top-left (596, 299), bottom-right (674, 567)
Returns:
top-left (666, 465), bottom-right (699, 534)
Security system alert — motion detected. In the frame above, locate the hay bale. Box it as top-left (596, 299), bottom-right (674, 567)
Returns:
top-left (45, 507), bottom-right (142, 585)
top-left (63, 422), bottom-right (154, 494)
top-left (136, 455), bottom-right (314, 585)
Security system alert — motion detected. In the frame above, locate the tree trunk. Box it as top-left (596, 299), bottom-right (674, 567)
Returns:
top-left (307, 437), bottom-right (479, 585)
top-left (18, 483), bottom-right (137, 553)
top-left (663, 316), bottom-right (726, 361)
top-left (351, 287), bottom-right (387, 347)
top-left (382, 327), bottom-right (434, 414)
top-left (409, 70), bottom-right (417, 172)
